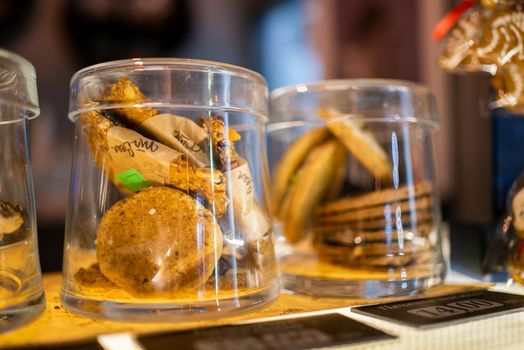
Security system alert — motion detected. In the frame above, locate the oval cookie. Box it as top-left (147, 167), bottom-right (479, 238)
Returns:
top-left (272, 128), bottom-right (331, 215)
top-left (279, 140), bottom-right (345, 243)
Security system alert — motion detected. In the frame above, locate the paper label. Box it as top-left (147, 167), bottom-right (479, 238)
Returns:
top-left (107, 126), bottom-right (181, 187)
top-left (513, 188), bottom-right (524, 231)
top-left (141, 113), bottom-right (210, 167)
top-left (229, 161), bottom-right (270, 240)
top-left (352, 290), bottom-right (524, 329)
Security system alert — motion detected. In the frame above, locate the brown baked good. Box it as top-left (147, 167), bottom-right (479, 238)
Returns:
top-left (314, 224), bottom-right (434, 243)
top-left (317, 181), bottom-right (433, 215)
top-left (315, 209), bottom-right (434, 231)
top-left (74, 263), bottom-right (115, 289)
top-left (271, 128), bottom-right (332, 214)
top-left (103, 76), bottom-right (158, 126)
top-left (202, 115), bottom-right (241, 170)
top-left (279, 140), bottom-right (346, 243)
top-left (312, 181), bottom-right (437, 268)
top-left (80, 110), bottom-right (228, 216)
top-left (319, 108), bottom-right (391, 180)
top-left (316, 195), bottom-right (433, 222)
top-left (96, 187), bottom-right (223, 296)
top-left (169, 157), bottom-right (228, 217)
top-left (316, 242), bottom-right (434, 267)
top-left (80, 110), bottom-right (115, 175)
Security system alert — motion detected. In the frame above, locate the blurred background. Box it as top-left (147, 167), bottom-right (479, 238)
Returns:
top-left (0, 0), bottom-right (503, 273)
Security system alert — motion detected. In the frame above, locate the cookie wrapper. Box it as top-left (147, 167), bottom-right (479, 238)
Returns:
top-left (103, 78), bottom-right (211, 167)
top-left (107, 126), bottom-right (180, 187)
top-left (81, 111), bottom-right (228, 216)
top-left (107, 125), bottom-right (228, 216)
top-left (138, 113), bottom-right (210, 167)
top-left (228, 159), bottom-right (270, 241)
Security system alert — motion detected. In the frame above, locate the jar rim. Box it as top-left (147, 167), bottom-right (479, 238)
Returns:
top-left (270, 78), bottom-right (439, 129)
top-left (69, 57), bottom-right (268, 121)
top-left (0, 49), bottom-right (40, 122)
top-left (71, 57), bottom-right (267, 88)
top-left (270, 78), bottom-right (432, 100)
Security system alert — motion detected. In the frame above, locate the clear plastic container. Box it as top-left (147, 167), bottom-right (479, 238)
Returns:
top-left (268, 79), bottom-right (445, 298)
top-left (61, 58), bottom-right (279, 321)
top-left (0, 49), bottom-right (45, 331)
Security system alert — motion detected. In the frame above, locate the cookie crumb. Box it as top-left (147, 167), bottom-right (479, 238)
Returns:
top-left (74, 263), bottom-right (115, 288)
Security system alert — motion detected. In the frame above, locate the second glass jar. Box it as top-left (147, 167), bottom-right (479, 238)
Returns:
top-left (61, 58), bottom-right (278, 321)
top-left (268, 79), bottom-right (446, 298)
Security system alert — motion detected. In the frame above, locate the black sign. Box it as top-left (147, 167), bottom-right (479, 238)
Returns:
top-left (137, 313), bottom-right (395, 350)
top-left (352, 290), bottom-right (524, 329)
top-left (17, 313), bottom-right (395, 350)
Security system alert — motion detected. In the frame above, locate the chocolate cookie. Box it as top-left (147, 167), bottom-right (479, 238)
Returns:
top-left (96, 187), bottom-right (223, 296)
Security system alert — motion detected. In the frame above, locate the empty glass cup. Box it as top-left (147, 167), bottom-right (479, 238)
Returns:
top-left (0, 49), bottom-right (45, 331)
top-left (268, 79), bottom-right (445, 298)
top-left (61, 58), bottom-right (279, 321)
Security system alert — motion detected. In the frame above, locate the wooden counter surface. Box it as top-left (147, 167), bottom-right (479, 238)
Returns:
top-left (0, 273), bottom-right (489, 348)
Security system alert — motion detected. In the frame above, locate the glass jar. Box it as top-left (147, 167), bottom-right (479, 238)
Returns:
top-left (268, 79), bottom-right (445, 298)
top-left (61, 58), bottom-right (279, 321)
top-left (0, 49), bottom-right (45, 331)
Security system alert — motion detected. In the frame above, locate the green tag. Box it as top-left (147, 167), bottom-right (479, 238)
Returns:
top-left (116, 168), bottom-right (149, 192)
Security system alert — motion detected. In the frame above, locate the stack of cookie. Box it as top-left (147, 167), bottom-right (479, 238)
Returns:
top-left (272, 109), bottom-right (438, 269)
top-left (272, 112), bottom-right (392, 245)
top-left (313, 181), bottom-right (436, 268)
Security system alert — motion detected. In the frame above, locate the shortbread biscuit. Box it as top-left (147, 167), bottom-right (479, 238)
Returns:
top-left (316, 208), bottom-right (433, 229)
top-left (279, 140), bottom-right (346, 243)
top-left (202, 115), bottom-right (241, 170)
top-left (96, 187), bottom-right (223, 296)
top-left (317, 181), bottom-right (433, 215)
top-left (314, 223), bottom-right (435, 243)
top-left (316, 195), bottom-right (433, 222)
top-left (272, 128), bottom-right (331, 214)
top-left (316, 239), bottom-right (431, 256)
top-left (356, 251), bottom-right (434, 267)
top-left (317, 243), bottom-right (434, 267)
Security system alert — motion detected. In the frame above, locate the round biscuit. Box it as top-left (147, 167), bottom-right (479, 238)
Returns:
top-left (96, 187), bottom-right (223, 296)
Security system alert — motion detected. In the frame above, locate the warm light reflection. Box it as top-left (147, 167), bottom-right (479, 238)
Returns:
top-left (296, 84), bottom-right (308, 93)
top-left (97, 333), bottom-right (145, 350)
